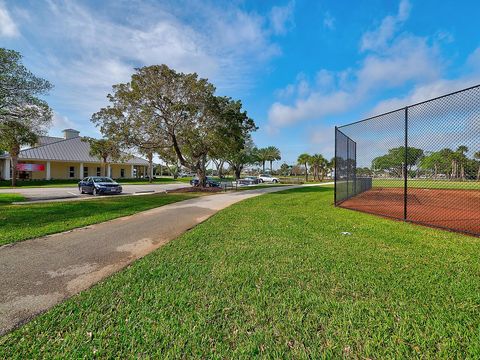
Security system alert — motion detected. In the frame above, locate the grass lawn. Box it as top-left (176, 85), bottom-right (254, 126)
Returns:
top-left (235, 184), bottom-right (291, 191)
top-left (373, 178), bottom-right (480, 190)
top-left (0, 193), bottom-right (25, 205)
top-left (0, 193), bottom-right (200, 246)
top-left (2, 186), bottom-right (480, 358)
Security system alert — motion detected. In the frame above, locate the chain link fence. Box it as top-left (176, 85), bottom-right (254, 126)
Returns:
top-left (335, 84), bottom-right (480, 236)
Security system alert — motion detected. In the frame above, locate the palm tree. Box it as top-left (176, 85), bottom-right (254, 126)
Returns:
top-left (309, 154), bottom-right (328, 181)
top-left (255, 147), bottom-right (270, 173)
top-left (265, 146), bottom-right (281, 173)
top-left (297, 153), bottom-right (311, 182)
top-left (319, 156), bottom-right (329, 181)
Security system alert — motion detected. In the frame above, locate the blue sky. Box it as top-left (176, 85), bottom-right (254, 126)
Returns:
top-left (1, 0), bottom-right (480, 165)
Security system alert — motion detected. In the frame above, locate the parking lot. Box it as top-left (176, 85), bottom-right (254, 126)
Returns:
top-left (0, 183), bottom-right (188, 202)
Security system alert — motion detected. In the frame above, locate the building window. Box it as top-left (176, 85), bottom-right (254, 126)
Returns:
top-left (69, 166), bottom-right (75, 178)
top-left (120, 168), bottom-right (125, 178)
top-left (96, 167), bottom-right (101, 176)
top-left (83, 166), bottom-right (88, 178)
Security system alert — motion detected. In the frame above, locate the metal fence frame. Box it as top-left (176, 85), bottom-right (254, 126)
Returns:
top-left (334, 84), bottom-right (480, 237)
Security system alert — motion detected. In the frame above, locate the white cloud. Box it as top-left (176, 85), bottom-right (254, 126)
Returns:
top-left (269, 90), bottom-right (350, 127)
top-left (360, 0), bottom-right (411, 52)
top-left (269, 1), bottom-right (295, 35)
top-left (308, 124), bottom-right (336, 157)
top-left (0, 1), bottom-right (18, 37)
top-left (356, 36), bottom-right (441, 93)
top-left (369, 76), bottom-right (480, 115)
top-left (323, 12), bottom-right (335, 30)
top-left (266, 0), bottom-right (448, 130)
top-left (467, 47), bottom-right (480, 68)
top-left (17, 0), bottom-right (293, 126)
top-left (52, 112), bottom-right (76, 130)
top-left (435, 30), bottom-right (454, 44)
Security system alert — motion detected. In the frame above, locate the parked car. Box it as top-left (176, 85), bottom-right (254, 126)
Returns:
top-left (238, 176), bottom-right (261, 185)
top-left (257, 174), bottom-right (280, 183)
top-left (179, 172), bottom-right (196, 178)
top-left (190, 176), bottom-right (221, 187)
top-left (78, 176), bottom-right (123, 195)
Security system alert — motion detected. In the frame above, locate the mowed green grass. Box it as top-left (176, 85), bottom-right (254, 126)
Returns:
top-left (0, 193), bottom-right (199, 246)
top-left (235, 184), bottom-right (291, 191)
top-left (0, 193), bottom-right (25, 205)
top-left (373, 178), bottom-right (480, 190)
top-left (2, 186), bottom-right (480, 358)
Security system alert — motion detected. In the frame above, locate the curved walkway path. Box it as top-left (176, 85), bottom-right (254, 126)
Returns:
top-left (0, 184), bottom-right (329, 335)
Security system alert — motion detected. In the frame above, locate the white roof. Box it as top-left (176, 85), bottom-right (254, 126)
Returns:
top-left (1, 136), bottom-right (149, 165)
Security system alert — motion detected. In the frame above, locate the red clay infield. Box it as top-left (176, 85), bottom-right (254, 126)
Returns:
top-left (339, 187), bottom-right (480, 236)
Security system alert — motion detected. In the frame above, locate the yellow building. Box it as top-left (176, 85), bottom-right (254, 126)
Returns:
top-left (0, 129), bottom-right (149, 181)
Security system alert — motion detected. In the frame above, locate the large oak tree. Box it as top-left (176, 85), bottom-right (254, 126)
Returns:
top-left (92, 65), bottom-right (256, 187)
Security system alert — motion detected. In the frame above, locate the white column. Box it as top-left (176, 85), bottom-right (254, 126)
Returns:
top-left (107, 165), bottom-right (111, 178)
top-left (130, 165), bottom-right (135, 178)
top-left (79, 163), bottom-right (83, 179)
top-left (143, 166), bottom-right (146, 178)
top-left (46, 161), bottom-right (51, 180)
top-left (4, 159), bottom-right (11, 180)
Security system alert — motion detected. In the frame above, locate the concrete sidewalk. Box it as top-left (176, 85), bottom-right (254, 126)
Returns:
top-left (0, 184), bottom-right (325, 336)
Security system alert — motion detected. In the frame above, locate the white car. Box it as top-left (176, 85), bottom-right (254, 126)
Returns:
top-left (257, 174), bottom-right (280, 183)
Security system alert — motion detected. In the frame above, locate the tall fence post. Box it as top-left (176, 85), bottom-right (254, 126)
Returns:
top-left (346, 133), bottom-right (349, 200)
top-left (334, 126), bottom-right (337, 205)
top-left (353, 140), bottom-right (357, 195)
top-left (404, 106), bottom-right (408, 221)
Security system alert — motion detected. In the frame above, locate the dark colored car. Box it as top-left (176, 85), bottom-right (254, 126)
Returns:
top-left (190, 176), bottom-right (221, 187)
top-left (238, 176), bottom-right (261, 185)
top-left (78, 176), bottom-right (123, 195)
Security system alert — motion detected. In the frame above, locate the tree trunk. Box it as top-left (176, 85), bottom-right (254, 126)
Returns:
top-left (10, 150), bottom-right (19, 187)
top-left (147, 153), bottom-right (153, 183)
top-left (215, 159), bottom-right (225, 178)
top-left (262, 161), bottom-right (266, 173)
top-left (477, 166), bottom-right (480, 181)
top-left (235, 166), bottom-right (242, 180)
top-left (196, 155), bottom-right (208, 188)
top-left (270, 160), bottom-right (273, 174)
top-left (304, 163), bottom-right (308, 182)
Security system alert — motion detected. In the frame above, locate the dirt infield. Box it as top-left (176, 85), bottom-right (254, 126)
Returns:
top-left (340, 187), bottom-right (480, 236)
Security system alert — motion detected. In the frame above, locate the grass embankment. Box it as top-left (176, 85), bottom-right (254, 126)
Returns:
top-left (2, 186), bottom-right (480, 358)
top-left (0, 193), bottom-right (199, 246)
top-left (373, 178), bottom-right (480, 190)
